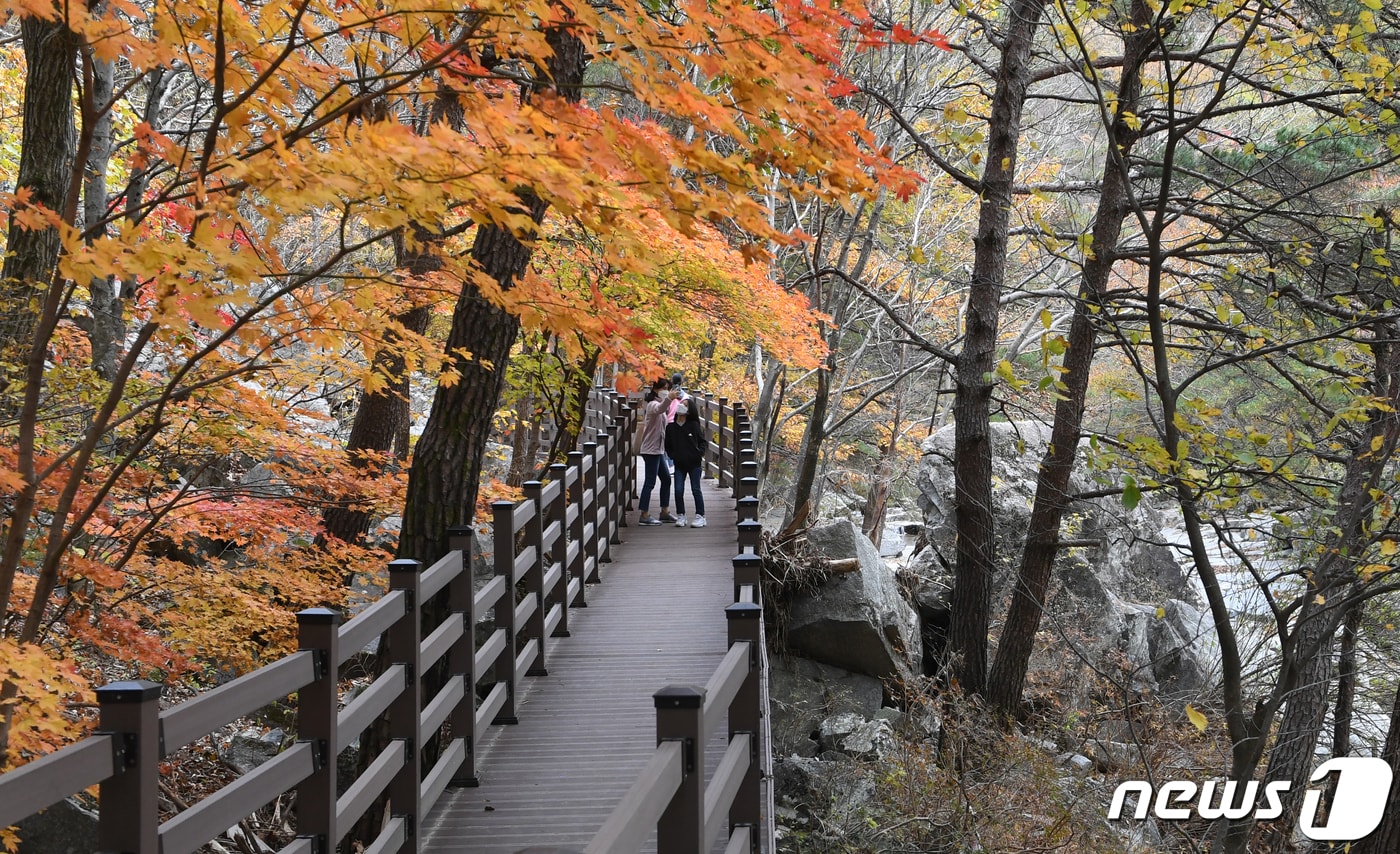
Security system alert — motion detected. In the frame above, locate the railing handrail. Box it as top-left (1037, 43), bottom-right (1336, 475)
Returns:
top-left (578, 392), bottom-right (770, 854)
top-left (0, 388), bottom-right (639, 854)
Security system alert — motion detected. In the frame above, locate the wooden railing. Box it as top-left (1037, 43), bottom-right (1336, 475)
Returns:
top-left (572, 396), bottom-right (773, 854)
top-left (0, 389), bottom-right (640, 854)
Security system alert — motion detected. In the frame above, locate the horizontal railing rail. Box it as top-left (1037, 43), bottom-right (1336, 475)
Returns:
top-left (0, 389), bottom-right (639, 854)
top-left (562, 393), bottom-right (771, 854)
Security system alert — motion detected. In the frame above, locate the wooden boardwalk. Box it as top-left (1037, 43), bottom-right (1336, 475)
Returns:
top-left (422, 477), bottom-right (739, 853)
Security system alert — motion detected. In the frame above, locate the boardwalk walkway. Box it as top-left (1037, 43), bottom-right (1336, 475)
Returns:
top-left (423, 477), bottom-right (738, 852)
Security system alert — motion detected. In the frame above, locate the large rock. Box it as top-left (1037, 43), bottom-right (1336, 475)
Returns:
top-left (769, 656), bottom-right (883, 757)
top-left (772, 755), bottom-right (876, 842)
top-left (785, 520), bottom-right (921, 684)
top-left (817, 713), bottom-right (895, 759)
top-left (219, 727), bottom-right (287, 775)
top-left (916, 421), bottom-right (1213, 700)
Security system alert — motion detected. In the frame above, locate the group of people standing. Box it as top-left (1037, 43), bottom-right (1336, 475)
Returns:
top-left (637, 374), bottom-right (708, 528)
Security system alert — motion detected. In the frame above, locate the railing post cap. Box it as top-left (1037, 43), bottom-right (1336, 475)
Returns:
top-left (737, 520), bottom-right (763, 530)
top-left (726, 601), bottom-right (762, 619)
top-left (548, 462), bottom-right (567, 471)
top-left (95, 680), bottom-right (163, 703)
top-left (296, 607), bottom-right (342, 625)
top-left (492, 499), bottom-right (516, 509)
top-left (653, 685), bottom-right (705, 709)
top-left (388, 558), bottom-right (424, 572)
top-left (582, 441), bottom-right (598, 449)
top-left (567, 450), bottom-right (584, 459)
top-left (447, 523), bottom-right (475, 536)
top-left (737, 494), bottom-right (760, 505)
top-left (523, 479), bottom-right (543, 491)
top-left (732, 553), bottom-right (762, 567)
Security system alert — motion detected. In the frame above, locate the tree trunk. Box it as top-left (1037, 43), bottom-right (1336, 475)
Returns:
top-left (788, 355), bottom-right (831, 526)
top-left (1223, 326), bottom-right (1400, 851)
top-left (549, 347), bottom-right (600, 461)
top-left (947, 0), bottom-right (1049, 697)
top-left (1322, 600), bottom-right (1363, 818)
top-left (0, 17), bottom-right (79, 404)
top-left (397, 26), bottom-right (587, 566)
top-left (320, 304), bottom-right (430, 547)
top-left (985, 4), bottom-right (1151, 716)
top-left (82, 48), bottom-right (119, 380)
top-left (507, 390), bottom-right (534, 487)
top-left (0, 14), bottom-right (80, 765)
top-left (862, 346), bottom-right (907, 545)
top-left (1357, 678), bottom-right (1400, 854)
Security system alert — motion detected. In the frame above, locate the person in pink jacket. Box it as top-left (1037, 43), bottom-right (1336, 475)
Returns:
top-left (637, 380), bottom-right (679, 525)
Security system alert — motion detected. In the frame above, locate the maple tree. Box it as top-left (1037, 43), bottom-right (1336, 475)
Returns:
top-left (0, 0), bottom-right (936, 799)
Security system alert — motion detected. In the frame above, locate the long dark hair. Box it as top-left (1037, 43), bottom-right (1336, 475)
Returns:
top-left (683, 398), bottom-right (699, 422)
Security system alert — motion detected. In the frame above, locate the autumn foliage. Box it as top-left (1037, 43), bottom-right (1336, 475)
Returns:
top-left (0, 0), bottom-right (937, 788)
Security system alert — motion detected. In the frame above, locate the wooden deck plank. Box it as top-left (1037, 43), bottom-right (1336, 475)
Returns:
top-left (422, 477), bottom-right (741, 853)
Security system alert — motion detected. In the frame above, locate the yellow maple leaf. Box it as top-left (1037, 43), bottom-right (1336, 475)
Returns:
top-left (1185, 704), bottom-right (1208, 733)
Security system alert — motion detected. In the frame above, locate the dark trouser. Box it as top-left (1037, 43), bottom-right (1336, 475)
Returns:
top-left (674, 465), bottom-right (704, 516)
top-left (639, 453), bottom-right (671, 512)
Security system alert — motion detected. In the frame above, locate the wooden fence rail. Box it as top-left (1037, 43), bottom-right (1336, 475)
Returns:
top-left (0, 389), bottom-right (639, 854)
top-left (550, 395), bottom-right (772, 854)
top-left (1, 385), bottom-right (769, 853)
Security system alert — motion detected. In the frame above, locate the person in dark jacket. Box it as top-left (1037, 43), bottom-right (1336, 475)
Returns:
top-left (665, 398), bottom-right (708, 527)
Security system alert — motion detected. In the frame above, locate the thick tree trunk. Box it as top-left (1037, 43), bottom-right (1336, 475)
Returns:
top-left (985, 6), bottom-right (1150, 716)
top-left (0, 14), bottom-right (79, 765)
top-left (948, 0), bottom-right (1049, 696)
top-left (397, 27), bottom-right (587, 566)
top-left (1358, 678), bottom-right (1400, 854)
top-left (0, 17), bottom-right (79, 403)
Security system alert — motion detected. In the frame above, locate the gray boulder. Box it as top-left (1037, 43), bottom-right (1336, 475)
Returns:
top-left (219, 727), bottom-right (287, 775)
top-left (817, 713), bottom-right (895, 759)
top-left (916, 421), bottom-right (1214, 700)
top-left (769, 656), bottom-right (882, 757)
top-left (772, 755), bottom-right (876, 832)
top-left (785, 520), bottom-right (921, 684)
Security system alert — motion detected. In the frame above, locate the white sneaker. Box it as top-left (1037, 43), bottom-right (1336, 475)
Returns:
top-left (675, 516), bottom-right (688, 527)
top-left (691, 515), bottom-right (707, 528)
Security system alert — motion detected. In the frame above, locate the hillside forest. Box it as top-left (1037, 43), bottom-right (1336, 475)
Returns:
top-left (5, 0), bottom-right (1400, 850)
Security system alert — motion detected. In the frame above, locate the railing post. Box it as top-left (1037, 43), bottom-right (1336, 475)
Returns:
top-left (582, 441), bottom-right (603, 580)
top-left (614, 395), bottom-right (633, 521)
top-left (717, 397), bottom-right (730, 487)
top-left (296, 608), bottom-right (340, 850)
top-left (548, 463), bottom-right (573, 632)
top-left (96, 680), bottom-right (163, 854)
top-left (447, 525), bottom-right (480, 787)
top-left (733, 553), bottom-right (763, 605)
top-left (738, 520), bottom-right (763, 554)
top-left (492, 501), bottom-right (521, 724)
top-left (522, 481), bottom-right (549, 676)
top-left (625, 399), bottom-right (640, 510)
top-left (566, 451), bottom-right (588, 606)
top-left (655, 686), bottom-right (705, 854)
top-left (608, 418), bottom-right (625, 547)
top-left (387, 558), bottom-right (423, 854)
top-left (726, 602), bottom-right (763, 841)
